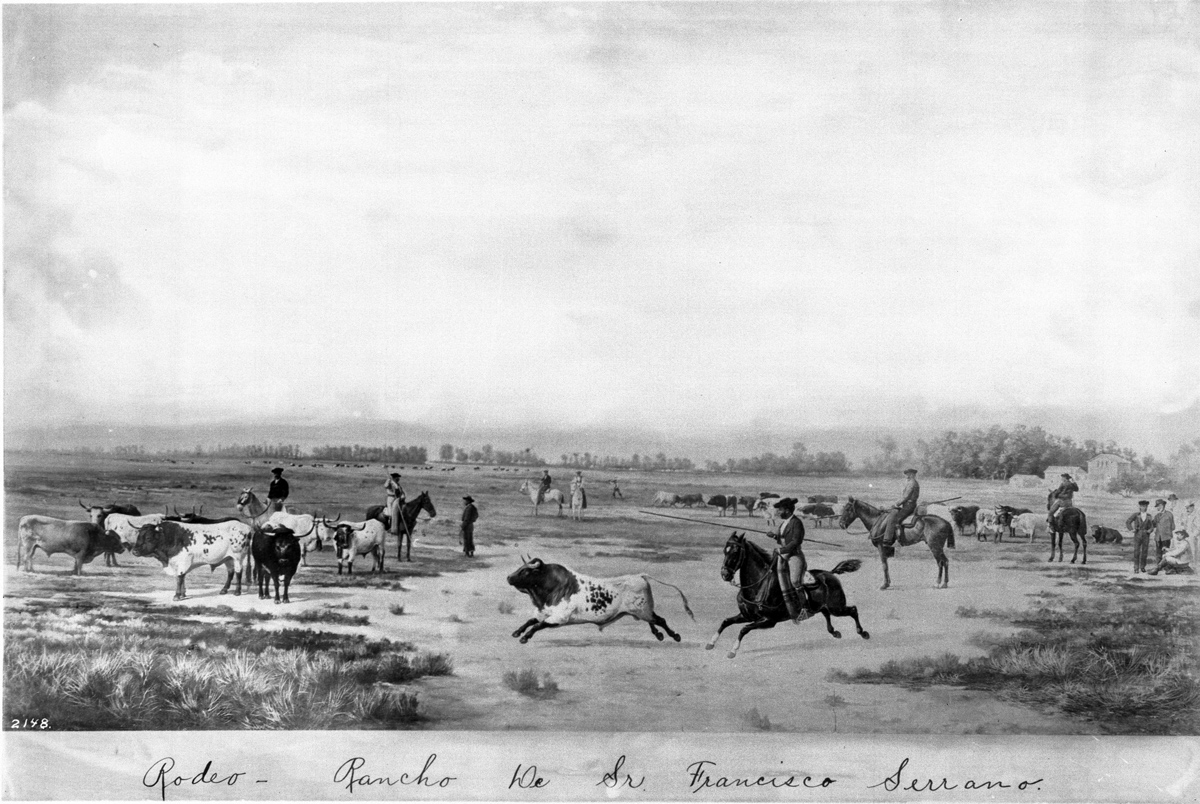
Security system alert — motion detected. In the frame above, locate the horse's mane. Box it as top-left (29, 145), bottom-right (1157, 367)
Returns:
top-left (740, 535), bottom-right (773, 565)
top-left (850, 497), bottom-right (883, 515)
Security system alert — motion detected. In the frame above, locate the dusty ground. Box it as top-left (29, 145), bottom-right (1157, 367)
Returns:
top-left (4, 452), bottom-right (1191, 733)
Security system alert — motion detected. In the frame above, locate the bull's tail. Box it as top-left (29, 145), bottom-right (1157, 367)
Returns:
top-left (644, 576), bottom-right (695, 620)
top-left (829, 559), bottom-right (862, 575)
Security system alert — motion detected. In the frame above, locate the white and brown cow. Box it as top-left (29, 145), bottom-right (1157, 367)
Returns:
top-left (16, 516), bottom-right (124, 575)
top-left (506, 557), bottom-right (694, 644)
top-left (132, 520), bottom-right (252, 600)
top-left (329, 519), bottom-right (387, 574)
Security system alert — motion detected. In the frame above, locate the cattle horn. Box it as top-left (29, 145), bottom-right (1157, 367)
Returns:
top-left (79, 499), bottom-right (91, 510)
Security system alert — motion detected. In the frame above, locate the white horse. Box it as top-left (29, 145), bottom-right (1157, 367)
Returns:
top-left (570, 483), bottom-right (586, 521)
top-left (235, 488), bottom-right (321, 565)
top-left (519, 480), bottom-right (565, 517)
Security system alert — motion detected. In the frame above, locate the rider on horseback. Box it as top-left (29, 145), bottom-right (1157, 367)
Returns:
top-left (538, 470), bottom-right (553, 504)
top-left (1047, 473), bottom-right (1078, 524)
top-left (770, 498), bottom-right (812, 622)
top-left (881, 468), bottom-right (920, 549)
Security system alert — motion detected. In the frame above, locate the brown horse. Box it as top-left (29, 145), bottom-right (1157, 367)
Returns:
top-left (1046, 490), bottom-right (1088, 564)
top-left (839, 497), bottom-right (955, 589)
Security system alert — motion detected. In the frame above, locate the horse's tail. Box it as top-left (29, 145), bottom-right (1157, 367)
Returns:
top-left (645, 576), bottom-right (695, 620)
top-left (1077, 509), bottom-right (1088, 537)
top-left (946, 521), bottom-right (956, 550)
top-left (828, 559), bottom-right (862, 575)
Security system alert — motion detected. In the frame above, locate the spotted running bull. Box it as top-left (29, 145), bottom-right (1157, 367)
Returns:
top-left (132, 520), bottom-right (252, 600)
top-left (507, 556), bottom-right (695, 644)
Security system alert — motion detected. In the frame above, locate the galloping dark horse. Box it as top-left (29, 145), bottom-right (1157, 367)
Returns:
top-left (1046, 490), bottom-right (1088, 564)
top-left (839, 497), bottom-right (955, 589)
top-left (706, 532), bottom-right (868, 659)
top-left (365, 491), bottom-right (437, 562)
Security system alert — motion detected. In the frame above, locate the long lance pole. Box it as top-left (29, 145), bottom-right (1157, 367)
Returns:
top-left (638, 510), bottom-right (845, 548)
top-left (927, 496), bottom-right (963, 506)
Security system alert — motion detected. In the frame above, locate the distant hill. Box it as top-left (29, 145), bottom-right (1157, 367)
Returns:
top-left (5, 401), bottom-right (1191, 466)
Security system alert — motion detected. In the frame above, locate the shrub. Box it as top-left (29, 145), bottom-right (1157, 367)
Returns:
top-left (502, 669), bottom-right (559, 699)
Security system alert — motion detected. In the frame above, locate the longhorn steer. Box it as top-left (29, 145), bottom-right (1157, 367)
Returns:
top-left (506, 557), bottom-right (694, 643)
top-left (652, 491), bottom-right (681, 507)
top-left (16, 516), bottom-right (124, 575)
top-left (132, 520), bottom-right (251, 600)
top-left (79, 501), bottom-right (142, 566)
top-left (330, 519), bottom-right (387, 574)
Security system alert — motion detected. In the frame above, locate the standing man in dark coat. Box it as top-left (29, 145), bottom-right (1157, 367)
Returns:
top-left (881, 468), bottom-right (920, 548)
top-left (1126, 500), bottom-right (1155, 573)
top-left (770, 498), bottom-right (811, 622)
top-left (1153, 499), bottom-right (1175, 564)
top-left (460, 495), bottom-right (478, 557)
top-left (267, 467), bottom-right (289, 513)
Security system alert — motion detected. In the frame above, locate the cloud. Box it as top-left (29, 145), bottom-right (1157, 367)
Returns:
top-left (4, 4), bottom-right (1199, 435)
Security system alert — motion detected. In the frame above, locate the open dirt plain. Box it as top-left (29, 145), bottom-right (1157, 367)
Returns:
top-left (4, 452), bottom-right (1193, 733)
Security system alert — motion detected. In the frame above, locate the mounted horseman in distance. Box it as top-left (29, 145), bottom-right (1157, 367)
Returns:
top-left (383, 472), bottom-right (405, 534)
top-left (1047, 472), bottom-right (1078, 526)
top-left (878, 468), bottom-right (921, 552)
top-left (267, 467), bottom-right (290, 513)
top-left (1046, 473), bottom-right (1088, 564)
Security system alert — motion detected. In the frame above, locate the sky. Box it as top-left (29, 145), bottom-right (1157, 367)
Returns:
top-left (4, 3), bottom-right (1199, 450)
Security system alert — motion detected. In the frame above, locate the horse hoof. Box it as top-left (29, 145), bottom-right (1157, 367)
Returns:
top-left (705, 643), bottom-right (715, 650)
top-left (274, 599), bottom-right (281, 605)
top-left (879, 584), bottom-right (890, 591)
top-left (520, 636), bottom-right (530, 644)
top-left (219, 589), bottom-right (228, 595)
top-left (832, 631), bottom-right (842, 639)
top-left (654, 632), bottom-right (664, 641)
top-left (671, 633), bottom-right (681, 642)
top-left (726, 651), bottom-right (737, 659)
top-left (861, 631), bottom-right (870, 639)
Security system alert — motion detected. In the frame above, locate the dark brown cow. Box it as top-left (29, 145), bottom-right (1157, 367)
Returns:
top-left (16, 516), bottom-right (124, 575)
top-left (252, 525), bottom-right (302, 603)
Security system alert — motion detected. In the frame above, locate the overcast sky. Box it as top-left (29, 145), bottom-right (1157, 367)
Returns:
top-left (5, 3), bottom-right (1198, 443)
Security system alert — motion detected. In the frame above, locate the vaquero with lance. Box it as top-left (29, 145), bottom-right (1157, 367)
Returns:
top-left (768, 497), bottom-right (813, 623)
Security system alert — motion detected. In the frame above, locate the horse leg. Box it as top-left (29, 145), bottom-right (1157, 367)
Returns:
top-left (1080, 530), bottom-right (1087, 565)
top-left (406, 532), bottom-right (412, 562)
top-left (1048, 532), bottom-right (1057, 562)
top-left (728, 619), bottom-right (778, 659)
top-left (706, 613), bottom-right (750, 650)
top-left (821, 609), bottom-right (841, 638)
top-left (879, 544), bottom-right (891, 590)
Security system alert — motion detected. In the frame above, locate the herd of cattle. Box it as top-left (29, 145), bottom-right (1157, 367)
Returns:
top-left (13, 496), bottom-right (401, 602)
top-left (653, 491), bottom-right (840, 525)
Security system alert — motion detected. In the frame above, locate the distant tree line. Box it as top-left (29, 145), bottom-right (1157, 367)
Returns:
top-left (561, 452), bottom-right (695, 471)
top-left (437, 444), bottom-right (544, 466)
top-left (706, 442), bottom-right (850, 476)
top-left (311, 444), bottom-right (427, 464)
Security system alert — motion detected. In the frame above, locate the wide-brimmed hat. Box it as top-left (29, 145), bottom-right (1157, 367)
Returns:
top-left (1187, 501), bottom-right (1196, 509)
top-left (271, 467), bottom-right (284, 475)
top-left (462, 495), bottom-right (475, 503)
top-left (1154, 499), bottom-right (1167, 508)
top-left (389, 472), bottom-right (401, 478)
top-left (904, 468), bottom-right (918, 475)
top-left (1061, 473), bottom-right (1072, 479)
top-left (773, 497), bottom-right (798, 509)
top-left (1138, 500), bottom-right (1150, 506)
